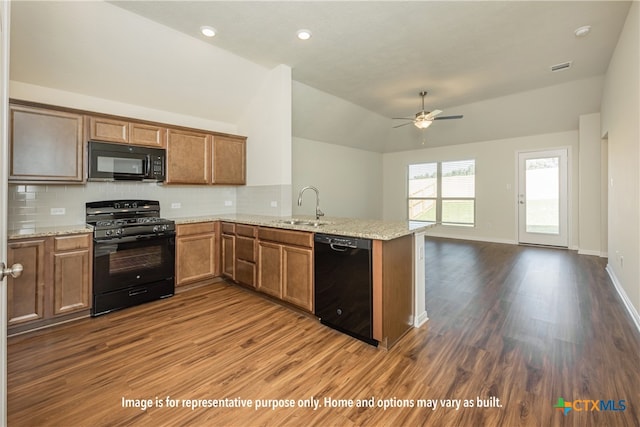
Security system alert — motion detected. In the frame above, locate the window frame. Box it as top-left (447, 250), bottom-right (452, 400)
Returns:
top-left (407, 159), bottom-right (476, 227)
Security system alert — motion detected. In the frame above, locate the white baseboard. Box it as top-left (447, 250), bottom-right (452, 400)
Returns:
top-left (424, 231), bottom-right (516, 245)
top-left (578, 248), bottom-right (605, 257)
top-left (606, 264), bottom-right (640, 334)
top-left (413, 312), bottom-right (429, 328)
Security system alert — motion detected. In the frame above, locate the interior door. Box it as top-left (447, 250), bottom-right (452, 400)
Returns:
top-left (1, 2), bottom-right (11, 422)
top-left (518, 149), bottom-right (568, 247)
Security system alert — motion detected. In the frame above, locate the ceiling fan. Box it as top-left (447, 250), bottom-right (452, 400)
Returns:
top-left (393, 91), bottom-right (463, 129)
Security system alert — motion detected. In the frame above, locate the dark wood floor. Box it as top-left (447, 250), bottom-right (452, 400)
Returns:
top-left (7, 237), bottom-right (640, 426)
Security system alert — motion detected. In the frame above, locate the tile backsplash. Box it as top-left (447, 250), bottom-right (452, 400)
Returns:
top-left (8, 182), bottom-right (292, 231)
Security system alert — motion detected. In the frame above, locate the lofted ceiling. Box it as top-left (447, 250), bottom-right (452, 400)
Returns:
top-left (110, 1), bottom-right (631, 119)
top-left (10, 1), bottom-right (632, 152)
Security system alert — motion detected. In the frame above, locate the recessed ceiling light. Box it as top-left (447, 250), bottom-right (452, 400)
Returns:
top-left (296, 29), bottom-right (312, 40)
top-left (200, 26), bottom-right (217, 38)
top-left (574, 25), bottom-right (591, 37)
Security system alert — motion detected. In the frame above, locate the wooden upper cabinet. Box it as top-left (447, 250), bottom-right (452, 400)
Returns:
top-left (129, 122), bottom-right (166, 148)
top-left (212, 135), bottom-right (246, 185)
top-left (88, 116), bottom-right (166, 148)
top-left (88, 116), bottom-right (128, 144)
top-left (166, 129), bottom-right (212, 184)
top-left (9, 104), bottom-right (84, 183)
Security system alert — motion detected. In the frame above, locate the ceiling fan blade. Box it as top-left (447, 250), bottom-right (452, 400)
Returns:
top-left (434, 115), bottom-right (463, 120)
top-left (425, 109), bottom-right (443, 120)
top-left (392, 121), bottom-right (414, 129)
top-left (392, 117), bottom-right (415, 120)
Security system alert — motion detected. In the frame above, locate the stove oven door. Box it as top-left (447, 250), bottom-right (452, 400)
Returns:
top-left (93, 233), bottom-right (175, 315)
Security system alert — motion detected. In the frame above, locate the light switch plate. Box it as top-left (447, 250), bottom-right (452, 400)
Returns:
top-left (224, 200), bottom-right (233, 207)
top-left (50, 207), bottom-right (66, 215)
top-left (171, 202), bottom-right (181, 209)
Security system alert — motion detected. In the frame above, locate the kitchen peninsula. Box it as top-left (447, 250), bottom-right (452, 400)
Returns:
top-left (175, 214), bottom-right (434, 349)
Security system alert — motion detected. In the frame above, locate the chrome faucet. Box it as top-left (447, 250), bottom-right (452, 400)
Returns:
top-left (297, 186), bottom-right (324, 220)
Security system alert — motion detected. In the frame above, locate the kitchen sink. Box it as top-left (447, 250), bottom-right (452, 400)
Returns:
top-left (275, 219), bottom-right (327, 227)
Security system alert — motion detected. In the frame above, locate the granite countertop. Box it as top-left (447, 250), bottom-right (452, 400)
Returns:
top-left (173, 214), bottom-right (435, 241)
top-left (8, 224), bottom-right (94, 240)
top-left (8, 215), bottom-right (434, 241)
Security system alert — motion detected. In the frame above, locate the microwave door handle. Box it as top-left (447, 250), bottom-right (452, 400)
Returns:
top-left (144, 155), bottom-right (151, 176)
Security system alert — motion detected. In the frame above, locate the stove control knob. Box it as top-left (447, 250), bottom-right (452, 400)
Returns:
top-left (115, 229), bottom-right (123, 236)
top-left (105, 230), bottom-right (112, 236)
top-left (153, 225), bottom-right (160, 233)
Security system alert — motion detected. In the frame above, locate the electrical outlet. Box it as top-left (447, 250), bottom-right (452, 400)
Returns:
top-left (171, 202), bottom-right (181, 209)
top-left (50, 207), bottom-right (66, 215)
top-left (270, 201), bottom-right (278, 208)
top-left (224, 200), bottom-right (233, 207)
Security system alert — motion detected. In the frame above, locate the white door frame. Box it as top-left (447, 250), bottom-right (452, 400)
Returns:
top-left (516, 147), bottom-right (570, 247)
top-left (0, 1), bottom-right (11, 423)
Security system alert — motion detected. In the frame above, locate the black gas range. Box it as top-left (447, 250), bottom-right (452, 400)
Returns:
top-left (86, 200), bottom-right (176, 316)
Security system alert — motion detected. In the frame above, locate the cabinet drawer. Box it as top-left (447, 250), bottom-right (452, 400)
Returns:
top-left (221, 222), bottom-right (236, 235)
top-left (235, 224), bottom-right (256, 238)
top-left (177, 222), bottom-right (215, 236)
top-left (258, 227), bottom-right (313, 248)
top-left (236, 236), bottom-right (256, 262)
top-left (54, 234), bottom-right (91, 251)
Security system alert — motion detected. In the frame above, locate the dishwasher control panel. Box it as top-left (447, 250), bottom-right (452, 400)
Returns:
top-left (314, 233), bottom-right (370, 249)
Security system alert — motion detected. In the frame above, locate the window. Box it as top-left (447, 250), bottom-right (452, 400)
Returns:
top-left (408, 159), bottom-right (475, 226)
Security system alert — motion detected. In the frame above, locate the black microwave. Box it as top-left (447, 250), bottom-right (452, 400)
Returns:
top-left (88, 141), bottom-right (166, 182)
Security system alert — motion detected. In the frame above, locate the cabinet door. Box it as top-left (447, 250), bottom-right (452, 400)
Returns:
top-left (10, 104), bottom-right (84, 182)
top-left (176, 233), bottom-right (216, 286)
top-left (166, 129), bottom-right (211, 184)
top-left (130, 122), bottom-right (166, 148)
top-left (53, 249), bottom-right (91, 316)
top-left (7, 239), bottom-right (46, 325)
top-left (282, 246), bottom-right (313, 312)
top-left (257, 242), bottom-right (282, 299)
top-left (212, 135), bottom-right (246, 185)
top-left (221, 234), bottom-right (235, 279)
top-left (88, 116), bottom-right (128, 144)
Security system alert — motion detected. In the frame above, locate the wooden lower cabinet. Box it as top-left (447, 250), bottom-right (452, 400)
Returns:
top-left (52, 235), bottom-right (91, 316)
top-left (221, 234), bottom-right (235, 279)
top-left (257, 242), bottom-right (282, 299)
top-left (257, 227), bottom-right (313, 312)
top-left (176, 222), bottom-right (217, 286)
top-left (7, 238), bottom-right (46, 326)
top-left (7, 233), bottom-right (92, 334)
top-left (282, 245), bottom-right (313, 312)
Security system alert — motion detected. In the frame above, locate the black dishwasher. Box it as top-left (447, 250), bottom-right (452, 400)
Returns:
top-left (314, 233), bottom-right (376, 346)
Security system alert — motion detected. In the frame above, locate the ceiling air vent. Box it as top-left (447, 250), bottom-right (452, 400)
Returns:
top-left (550, 61), bottom-right (572, 72)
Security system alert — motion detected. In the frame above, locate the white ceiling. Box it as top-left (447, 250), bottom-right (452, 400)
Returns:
top-left (110, 0), bottom-right (631, 119)
top-left (9, 1), bottom-right (632, 152)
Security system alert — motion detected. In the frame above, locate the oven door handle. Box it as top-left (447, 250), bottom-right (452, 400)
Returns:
top-left (95, 233), bottom-right (175, 244)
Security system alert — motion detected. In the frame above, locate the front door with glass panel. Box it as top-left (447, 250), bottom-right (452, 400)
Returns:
top-left (517, 149), bottom-right (568, 247)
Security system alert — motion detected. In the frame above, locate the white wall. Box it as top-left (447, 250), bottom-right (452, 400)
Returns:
top-left (382, 131), bottom-right (581, 246)
top-left (601, 1), bottom-right (640, 324)
top-left (292, 138), bottom-right (382, 219)
top-left (578, 113), bottom-right (604, 256)
top-left (291, 82), bottom-right (386, 219)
